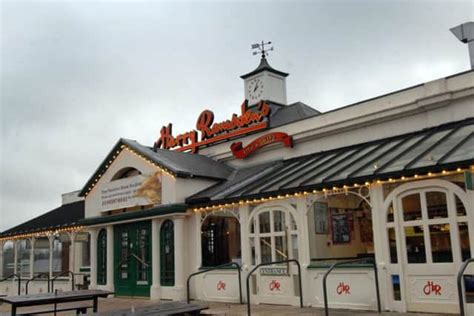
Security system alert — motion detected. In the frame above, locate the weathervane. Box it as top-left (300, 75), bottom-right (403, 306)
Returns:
top-left (251, 41), bottom-right (274, 58)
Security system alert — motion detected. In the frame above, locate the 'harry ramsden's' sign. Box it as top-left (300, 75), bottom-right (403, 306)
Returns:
top-left (154, 100), bottom-right (270, 153)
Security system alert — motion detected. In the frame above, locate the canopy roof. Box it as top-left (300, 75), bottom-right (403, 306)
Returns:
top-left (187, 118), bottom-right (474, 205)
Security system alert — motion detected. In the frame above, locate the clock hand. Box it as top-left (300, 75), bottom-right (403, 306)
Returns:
top-left (253, 84), bottom-right (258, 92)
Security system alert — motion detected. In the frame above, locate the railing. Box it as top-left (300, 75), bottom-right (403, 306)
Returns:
top-left (322, 258), bottom-right (381, 316)
top-left (25, 273), bottom-right (51, 294)
top-left (186, 262), bottom-right (242, 304)
top-left (51, 270), bottom-right (75, 292)
top-left (457, 258), bottom-right (474, 316)
top-left (0, 273), bottom-right (22, 295)
top-left (246, 259), bottom-right (303, 316)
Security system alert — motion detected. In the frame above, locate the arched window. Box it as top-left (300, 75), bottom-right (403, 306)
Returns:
top-left (160, 220), bottom-right (174, 286)
top-left (201, 214), bottom-right (240, 266)
top-left (97, 229), bottom-right (107, 285)
top-left (111, 167), bottom-right (141, 181)
top-left (2, 241), bottom-right (14, 276)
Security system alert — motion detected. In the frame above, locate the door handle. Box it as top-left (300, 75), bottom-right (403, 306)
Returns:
top-left (131, 253), bottom-right (150, 268)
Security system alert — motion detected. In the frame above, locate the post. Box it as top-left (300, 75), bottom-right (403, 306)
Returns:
top-left (150, 218), bottom-right (161, 299)
top-left (106, 225), bottom-right (114, 292)
top-left (29, 237), bottom-right (35, 279)
top-left (89, 229), bottom-right (98, 289)
top-left (69, 232), bottom-right (76, 275)
top-left (0, 240), bottom-right (4, 279)
top-left (13, 240), bottom-right (18, 276)
top-left (48, 235), bottom-right (54, 278)
top-left (174, 217), bottom-right (185, 299)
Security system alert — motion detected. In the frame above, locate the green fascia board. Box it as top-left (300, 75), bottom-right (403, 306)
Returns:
top-left (79, 204), bottom-right (187, 226)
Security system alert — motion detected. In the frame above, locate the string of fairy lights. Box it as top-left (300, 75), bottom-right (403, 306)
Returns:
top-left (2, 147), bottom-right (472, 243)
top-left (83, 144), bottom-right (176, 197)
top-left (189, 166), bottom-right (473, 212)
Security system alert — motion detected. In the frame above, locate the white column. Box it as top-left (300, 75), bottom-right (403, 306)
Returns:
top-left (297, 198), bottom-right (311, 266)
top-left (29, 237), bottom-right (35, 278)
top-left (150, 219), bottom-right (161, 299)
top-left (173, 217), bottom-right (185, 299)
top-left (89, 229), bottom-right (98, 289)
top-left (13, 240), bottom-right (18, 275)
top-left (48, 236), bottom-right (54, 278)
top-left (370, 183), bottom-right (389, 311)
top-left (466, 179), bottom-right (474, 260)
top-left (68, 232), bottom-right (76, 274)
top-left (106, 225), bottom-right (114, 292)
top-left (0, 241), bottom-right (4, 279)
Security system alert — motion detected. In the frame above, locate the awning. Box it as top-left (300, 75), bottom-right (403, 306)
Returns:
top-left (187, 118), bottom-right (474, 205)
top-left (78, 203), bottom-right (188, 226)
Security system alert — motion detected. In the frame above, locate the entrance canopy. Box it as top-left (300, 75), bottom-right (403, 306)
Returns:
top-left (187, 118), bottom-right (474, 206)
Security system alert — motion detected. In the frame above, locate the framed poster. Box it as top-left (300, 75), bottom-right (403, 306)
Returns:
top-left (314, 202), bottom-right (328, 234)
top-left (331, 212), bottom-right (353, 244)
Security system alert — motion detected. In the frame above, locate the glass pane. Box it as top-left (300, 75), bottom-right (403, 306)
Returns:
top-left (430, 224), bottom-right (453, 263)
top-left (387, 202), bottom-right (394, 223)
top-left (250, 238), bottom-right (256, 265)
top-left (426, 191), bottom-right (448, 219)
top-left (275, 236), bottom-right (288, 261)
top-left (405, 226), bottom-right (426, 263)
top-left (402, 194), bottom-right (422, 221)
top-left (137, 228), bottom-right (148, 282)
top-left (388, 228), bottom-right (398, 263)
top-left (250, 218), bottom-right (255, 234)
top-left (291, 235), bottom-right (298, 260)
top-left (459, 222), bottom-right (471, 261)
top-left (120, 231), bottom-right (129, 280)
top-left (392, 275), bottom-right (401, 301)
top-left (259, 212), bottom-right (270, 233)
top-left (274, 211), bottom-right (285, 232)
top-left (456, 195), bottom-right (467, 216)
top-left (465, 275), bottom-right (474, 303)
top-left (290, 213), bottom-right (297, 230)
top-left (260, 237), bottom-right (272, 263)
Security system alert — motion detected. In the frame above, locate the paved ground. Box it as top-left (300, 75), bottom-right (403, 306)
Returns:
top-left (0, 297), bottom-right (453, 315)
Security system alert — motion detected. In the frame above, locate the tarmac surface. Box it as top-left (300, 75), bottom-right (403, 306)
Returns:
top-left (0, 297), bottom-right (454, 315)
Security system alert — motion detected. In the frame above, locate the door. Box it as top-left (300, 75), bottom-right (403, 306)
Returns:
top-left (385, 185), bottom-right (471, 313)
top-left (114, 221), bottom-right (152, 297)
top-left (248, 208), bottom-right (300, 306)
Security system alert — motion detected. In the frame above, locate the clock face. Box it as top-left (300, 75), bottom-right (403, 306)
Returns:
top-left (248, 78), bottom-right (264, 101)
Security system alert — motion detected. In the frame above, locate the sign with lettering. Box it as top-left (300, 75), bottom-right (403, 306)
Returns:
top-left (99, 172), bottom-right (162, 212)
top-left (216, 280), bottom-right (226, 291)
top-left (423, 280), bottom-right (442, 296)
top-left (230, 132), bottom-right (293, 159)
top-left (153, 100), bottom-right (271, 153)
top-left (336, 282), bottom-right (351, 295)
top-left (260, 267), bottom-right (288, 275)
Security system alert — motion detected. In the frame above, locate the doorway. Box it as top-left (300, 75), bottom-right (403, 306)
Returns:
top-left (114, 221), bottom-right (152, 297)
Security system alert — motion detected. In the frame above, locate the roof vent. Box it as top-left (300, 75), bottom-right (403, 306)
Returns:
top-left (450, 22), bottom-right (474, 69)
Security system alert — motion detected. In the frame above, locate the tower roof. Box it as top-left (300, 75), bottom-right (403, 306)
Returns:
top-left (240, 56), bottom-right (289, 79)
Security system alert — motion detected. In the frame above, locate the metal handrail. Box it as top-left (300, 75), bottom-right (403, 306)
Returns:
top-left (322, 258), bottom-right (381, 316)
top-left (0, 273), bottom-right (22, 295)
top-left (246, 259), bottom-right (303, 316)
top-left (186, 262), bottom-right (242, 304)
top-left (51, 270), bottom-right (75, 292)
top-left (25, 273), bottom-right (51, 294)
top-left (457, 258), bottom-right (474, 316)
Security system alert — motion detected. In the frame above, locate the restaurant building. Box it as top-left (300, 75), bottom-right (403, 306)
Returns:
top-left (1, 35), bottom-right (473, 314)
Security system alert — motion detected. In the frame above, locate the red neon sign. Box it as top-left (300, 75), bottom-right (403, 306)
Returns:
top-left (230, 132), bottom-right (292, 159)
top-left (153, 100), bottom-right (270, 153)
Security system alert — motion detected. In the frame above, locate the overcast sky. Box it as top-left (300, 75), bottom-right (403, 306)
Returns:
top-left (0, 0), bottom-right (472, 231)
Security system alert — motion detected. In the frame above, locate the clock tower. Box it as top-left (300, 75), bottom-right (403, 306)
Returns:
top-left (241, 49), bottom-right (289, 106)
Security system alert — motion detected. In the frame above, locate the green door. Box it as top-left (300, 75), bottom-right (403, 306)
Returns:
top-left (114, 221), bottom-right (152, 297)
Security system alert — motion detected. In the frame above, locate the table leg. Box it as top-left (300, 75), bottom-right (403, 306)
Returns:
top-left (93, 296), bottom-right (98, 312)
top-left (11, 305), bottom-right (16, 316)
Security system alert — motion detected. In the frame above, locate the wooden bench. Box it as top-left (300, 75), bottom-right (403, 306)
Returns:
top-left (17, 303), bottom-right (93, 315)
top-left (94, 301), bottom-right (208, 315)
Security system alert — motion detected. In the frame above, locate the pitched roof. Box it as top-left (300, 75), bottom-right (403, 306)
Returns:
top-left (240, 56), bottom-right (289, 79)
top-left (187, 118), bottom-right (474, 205)
top-left (79, 138), bottom-right (234, 196)
top-left (0, 201), bottom-right (84, 238)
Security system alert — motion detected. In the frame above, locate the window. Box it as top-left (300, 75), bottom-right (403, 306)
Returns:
top-left (201, 215), bottom-right (241, 267)
top-left (405, 226), bottom-right (426, 263)
top-left (2, 241), bottom-right (14, 276)
top-left (18, 239), bottom-right (31, 278)
top-left (52, 235), bottom-right (70, 276)
top-left (97, 229), bottom-right (107, 285)
top-left (402, 193), bottom-right (422, 221)
top-left (33, 237), bottom-right (50, 275)
top-left (160, 220), bottom-right (174, 286)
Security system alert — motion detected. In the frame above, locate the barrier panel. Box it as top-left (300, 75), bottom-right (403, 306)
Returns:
top-left (25, 273), bottom-right (51, 294)
top-left (246, 259), bottom-right (303, 316)
top-left (186, 262), bottom-right (242, 304)
top-left (322, 258), bottom-right (381, 316)
top-left (51, 270), bottom-right (75, 292)
top-left (0, 274), bottom-right (22, 295)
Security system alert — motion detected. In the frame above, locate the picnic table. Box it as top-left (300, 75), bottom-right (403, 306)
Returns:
top-left (0, 289), bottom-right (113, 315)
top-left (93, 301), bottom-right (208, 315)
